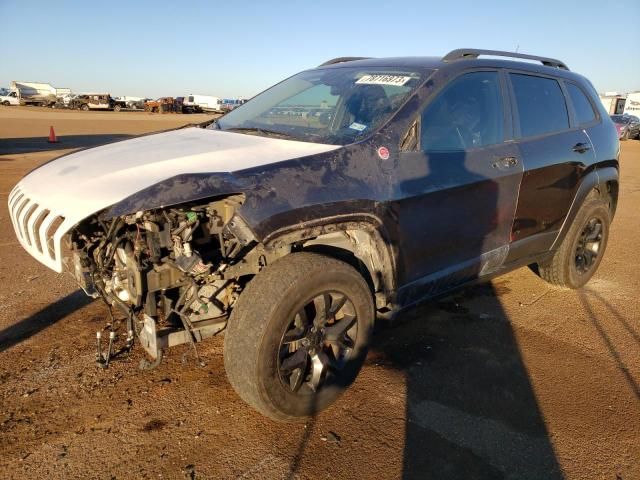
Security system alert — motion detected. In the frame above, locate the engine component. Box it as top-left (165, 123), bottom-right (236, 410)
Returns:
top-left (68, 195), bottom-right (256, 368)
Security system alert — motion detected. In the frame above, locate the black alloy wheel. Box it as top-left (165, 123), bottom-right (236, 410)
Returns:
top-left (278, 291), bottom-right (358, 394)
top-left (223, 252), bottom-right (374, 421)
top-left (574, 217), bottom-right (603, 275)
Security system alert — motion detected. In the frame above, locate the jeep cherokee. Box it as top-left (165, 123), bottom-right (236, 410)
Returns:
top-left (8, 49), bottom-right (619, 421)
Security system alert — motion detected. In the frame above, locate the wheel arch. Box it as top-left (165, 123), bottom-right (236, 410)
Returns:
top-left (262, 217), bottom-right (397, 311)
top-left (551, 165), bottom-right (618, 250)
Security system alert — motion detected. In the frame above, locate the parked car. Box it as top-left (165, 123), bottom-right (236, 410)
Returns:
top-left (133, 98), bottom-right (152, 110)
top-left (610, 114), bottom-right (640, 140)
top-left (8, 49), bottom-right (619, 422)
top-left (144, 97), bottom-right (180, 113)
top-left (112, 99), bottom-right (127, 112)
top-left (221, 98), bottom-right (248, 112)
top-left (69, 94), bottom-right (116, 111)
top-left (114, 96), bottom-right (146, 110)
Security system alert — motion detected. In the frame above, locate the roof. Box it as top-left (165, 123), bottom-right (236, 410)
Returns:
top-left (316, 49), bottom-right (582, 81)
top-left (317, 56), bottom-right (444, 70)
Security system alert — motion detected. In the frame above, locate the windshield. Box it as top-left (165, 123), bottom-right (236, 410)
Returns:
top-left (214, 66), bottom-right (431, 145)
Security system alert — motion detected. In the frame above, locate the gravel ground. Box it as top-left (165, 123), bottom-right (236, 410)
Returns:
top-left (0, 107), bottom-right (638, 480)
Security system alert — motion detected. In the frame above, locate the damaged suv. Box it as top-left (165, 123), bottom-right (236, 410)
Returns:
top-left (9, 49), bottom-right (619, 421)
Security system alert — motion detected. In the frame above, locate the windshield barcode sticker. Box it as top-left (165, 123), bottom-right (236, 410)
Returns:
top-left (356, 75), bottom-right (412, 86)
top-left (349, 122), bottom-right (367, 132)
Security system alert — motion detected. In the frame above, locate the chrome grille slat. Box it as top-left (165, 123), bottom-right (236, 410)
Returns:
top-left (30, 208), bottom-right (50, 254)
top-left (21, 203), bottom-right (38, 246)
top-left (37, 213), bottom-right (58, 261)
top-left (9, 192), bottom-right (24, 212)
top-left (51, 217), bottom-right (69, 264)
top-left (8, 185), bottom-right (68, 273)
top-left (44, 215), bottom-right (64, 261)
top-left (8, 187), bottom-right (21, 206)
top-left (15, 197), bottom-right (31, 238)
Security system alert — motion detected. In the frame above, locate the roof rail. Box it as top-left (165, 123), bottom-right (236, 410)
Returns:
top-left (442, 48), bottom-right (569, 71)
top-left (319, 57), bottom-right (371, 67)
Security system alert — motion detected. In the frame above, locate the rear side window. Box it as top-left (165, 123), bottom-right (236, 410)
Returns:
top-left (566, 83), bottom-right (596, 125)
top-left (421, 71), bottom-right (504, 151)
top-left (510, 74), bottom-right (569, 138)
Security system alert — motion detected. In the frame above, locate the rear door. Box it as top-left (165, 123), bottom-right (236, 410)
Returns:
top-left (394, 70), bottom-right (524, 300)
top-left (507, 72), bottom-right (596, 255)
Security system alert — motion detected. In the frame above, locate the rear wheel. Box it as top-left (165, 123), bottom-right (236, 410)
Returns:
top-left (535, 197), bottom-right (610, 289)
top-left (113, 104), bottom-right (122, 112)
top-left (224, 252), bottom-right (374, 422)
top-left (80, 104), bottom-right (89, 111)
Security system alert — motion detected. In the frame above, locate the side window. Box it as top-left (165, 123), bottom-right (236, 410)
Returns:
top-left (421, 71), bottom-right (504, 152)
top-left (510, 73), bottom-right (569, 137)
top-left (566, 82), bottom-right (596, 125)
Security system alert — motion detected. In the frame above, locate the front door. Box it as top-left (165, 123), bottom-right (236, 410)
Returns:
top-left (392, 71), bottom-right (523, 303)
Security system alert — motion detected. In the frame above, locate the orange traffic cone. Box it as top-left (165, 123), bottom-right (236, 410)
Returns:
top-left (48, 126), bottom-right (58, 143)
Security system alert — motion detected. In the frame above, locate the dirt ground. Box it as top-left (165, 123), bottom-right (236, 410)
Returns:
top-left (0, 106), bottom-right (638, 480)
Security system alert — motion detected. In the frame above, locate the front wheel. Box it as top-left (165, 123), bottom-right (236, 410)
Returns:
top-left (534, 196), bottom-right (610, 289)
top-left (224, 252), bottom-right (374, 422)
top-left (80, 104), bottom-right (89, 111)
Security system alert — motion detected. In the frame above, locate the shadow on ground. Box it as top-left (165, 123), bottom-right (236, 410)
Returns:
top-left (579, 289), bottom-right (639, 399)
top-left (371, 283), bottom-right (564, 479)
top-left (285, 282), bottom-right (564, 479)
top-left (0, 291), bottom-right (92, 353)
top-left (0, 134), bottom-right (133, 155)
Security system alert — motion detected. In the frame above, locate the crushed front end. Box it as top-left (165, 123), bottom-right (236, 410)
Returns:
top-left (67, 194), bottom-right (261, 367)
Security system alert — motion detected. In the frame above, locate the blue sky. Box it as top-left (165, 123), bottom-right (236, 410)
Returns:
top-left (1, 0), bottom-right (638, 98)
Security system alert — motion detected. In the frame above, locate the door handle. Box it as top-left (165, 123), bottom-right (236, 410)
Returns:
top-left (573, 142), bottom-right (591, 154)
top-left (492, 156), bottom-right (519, 170)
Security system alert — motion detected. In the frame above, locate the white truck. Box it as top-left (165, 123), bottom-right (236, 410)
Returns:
top-left (10, 81), bottom-right (71, 107)
top-left (183, 94), bottom-right (224, 113)
top-left (623, 92), bottom-right (640, 117)
top-left (0, 90), bottom-right (20, 106)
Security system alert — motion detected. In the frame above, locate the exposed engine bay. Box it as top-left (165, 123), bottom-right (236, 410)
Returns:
top-left (68, 194), bottom-right (269, 368)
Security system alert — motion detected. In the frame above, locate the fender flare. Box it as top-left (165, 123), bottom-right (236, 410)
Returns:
top-left (261, 214), bottom-right (398, 307)
top-left (551, 166), bottom-right (618, 250)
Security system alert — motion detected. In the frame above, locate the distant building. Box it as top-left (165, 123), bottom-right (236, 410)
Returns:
top-left (599, 93), bottom-right (626, 115)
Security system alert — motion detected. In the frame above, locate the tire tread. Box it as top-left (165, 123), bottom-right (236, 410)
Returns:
top-left (224, 252), bottom-right (371, 421)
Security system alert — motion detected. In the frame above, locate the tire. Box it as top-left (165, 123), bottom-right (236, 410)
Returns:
top-left (113, 104), bottom-right (121, 112)
top-left (224, 252), bottom-right (374, 422)
top-left (2, 101), bottom-right (9, 106)
top-left (535, 197), bottom-right (610, 289)
top-left (80, 104), bottom-right (89, 111)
